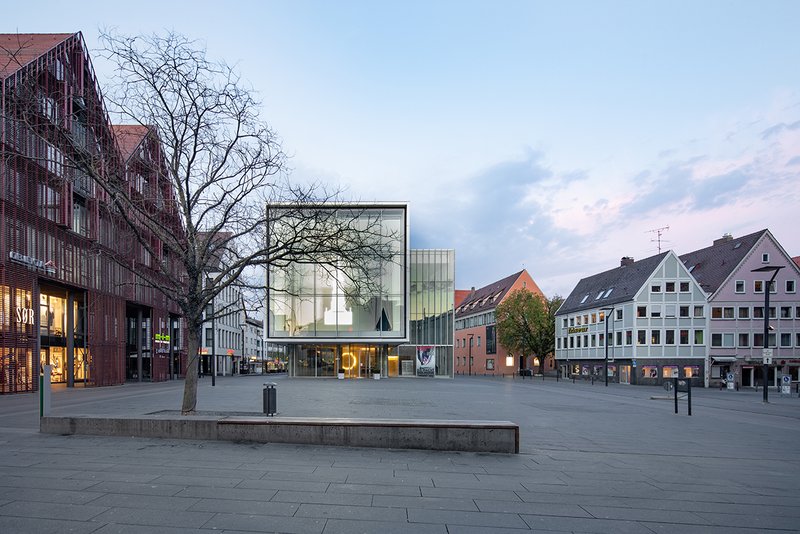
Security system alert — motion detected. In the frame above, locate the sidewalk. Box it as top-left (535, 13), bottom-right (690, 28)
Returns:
top-left (1, 375), bottom-right (799, 533)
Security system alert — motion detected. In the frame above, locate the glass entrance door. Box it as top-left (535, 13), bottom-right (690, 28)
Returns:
top-left (620, 365), bottom-right (631, 384)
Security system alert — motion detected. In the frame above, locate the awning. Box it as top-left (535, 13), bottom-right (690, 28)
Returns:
top-left (711, 356), bottom-right (737, 363)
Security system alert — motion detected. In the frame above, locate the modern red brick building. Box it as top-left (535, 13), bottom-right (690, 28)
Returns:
top-left (1, 32), bottom-right (186, 393)
top-left (454, 270), bottom-right (546, 376)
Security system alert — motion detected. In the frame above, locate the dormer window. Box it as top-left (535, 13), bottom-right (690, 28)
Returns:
top-left (580, 294), bottom-right (589, 304)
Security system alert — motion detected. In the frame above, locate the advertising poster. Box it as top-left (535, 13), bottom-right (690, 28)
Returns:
top-left (416, 346), bottom-right (435, 377)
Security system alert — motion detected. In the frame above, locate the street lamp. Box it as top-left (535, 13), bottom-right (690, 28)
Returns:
top-left (751, 265), bottom-right (785, 403)
top-left (468, 333), bottom-right (474, 376)
top-left (600, 307), bottom-right (614, 387)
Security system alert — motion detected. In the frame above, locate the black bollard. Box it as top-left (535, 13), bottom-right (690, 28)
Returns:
top-left (673, 377), bottom-right (679, 414)
top-left (687, 378), bottom-right (692, 416)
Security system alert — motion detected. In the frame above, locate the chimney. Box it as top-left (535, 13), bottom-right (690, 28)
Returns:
top-left (713, 233), bottom-right (733, 246)
top-left (620, 256), bottom-right (634, 267)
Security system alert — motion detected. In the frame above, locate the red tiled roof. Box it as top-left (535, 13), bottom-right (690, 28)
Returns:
top-left (0, 33), bottom-right (75, 78)
top-left (455, 270), bottom-right (529, 318)
top-left (793, 256), bottom-right (800, 269)
top-left (112, 125), bottom-right (149, 161)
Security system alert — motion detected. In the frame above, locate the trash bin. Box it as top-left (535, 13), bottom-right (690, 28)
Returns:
top-left (263, 383), bottom-right (277, 416)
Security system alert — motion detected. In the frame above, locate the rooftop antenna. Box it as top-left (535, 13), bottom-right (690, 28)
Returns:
top-left (646, 225), bottom-right (670, 253)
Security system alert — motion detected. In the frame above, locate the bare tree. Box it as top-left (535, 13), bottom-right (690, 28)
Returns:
top-left (3, 31), bottom-right (397, 412)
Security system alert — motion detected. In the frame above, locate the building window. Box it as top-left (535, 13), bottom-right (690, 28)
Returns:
top-left (665, 282), bottom-right (675, 292)
top-left (477, 336), bottom-right (481, 347)
top-left (665, 304), bottom-right (676, 318)
top-left (651, 331), bottom-right (662, 344)
top-left (762, 253), bottom-right (769, 263)
top-left (626, 330), bottom-right (632, 345)
top-left (569, 337), bottom-right (574, 348)
top-left (615, 309), bottom-right (622, 321)
top-left (780, 333), bottom-right (791, 347)
top-left (787, 280), bottom-right (796, 293)
top-left (679, 306), bottom-right (689, 318)
top-left (591, 335), bottom-right (596, 347)
top-left (680, 281), bottom-right (690, 292)
top-left (738, 333), bottom-right (749, 347)
top-left (486, 359), bottom-right (495, 370)
top-left (711, 333), bottom-right (722, 347)
top-left (557, 338), bottom-right (562, 349)
top-left (651, 306), bottom-right (661, 318)
top-left (684, 366), bottom-right (701, 378)
top-left (738, 307), bottom-right (749, 319)
top-left (576, 316), bottom-right (582, 325)
top-left (781, 306), bottom-right (792, 319)
top-left (562, 318), bottom-right (568, 328)
top-left (754, 307), bottom-right (764, 319)
top-left (679, 329), bottom-right (689, 345)
top-left (723, 333), bottom-right (734, 347)
top-left (723, 307), bottom-right (734, 319)
top-left (754, 333), bottom-right (776, 347)
top-left (505, 356), bottom-right (513, 367)
top-left (637, 330), bottom-right (646, 345)
top-left (591, 313), bottom-right (597, 324)
top-left (651, 284), bottom-right (661, 293)
top-left (205, 328), bottom-right (213, 347)
top-left (569, 317), bottom-right (575, 326)
top-left (583, 314), bottom-right (589, 325)
top-left (693, 330), bottom-right (704, 345)
top-left (754, 280), bottom-right (763, 293)
top-left (576, 336), bottom-right (581, 348)
top-left (796, 333), bottom-right (800, 347)
top-left (637, 306), bottom-right (647, 318)
top-left (693, 306), bottom-right (704, 318)
top-left (486, 325), bottom-right (496, 354)
top-left (734, 280), bottom-right (745, 293)
top-left (642, 366), bottom-right (658, 379)
top-left (711, 307), bottom-right (722, 319)
top-left (665, 330), bottom-right (675, 345)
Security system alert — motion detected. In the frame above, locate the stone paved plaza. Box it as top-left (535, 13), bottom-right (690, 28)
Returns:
top-left (1, 375), bottom-right (799, 533)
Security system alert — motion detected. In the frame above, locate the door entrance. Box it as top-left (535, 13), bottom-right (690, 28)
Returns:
top-left (620, 365), bottom-right (631, 384)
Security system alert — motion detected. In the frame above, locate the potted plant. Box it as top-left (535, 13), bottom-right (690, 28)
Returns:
top-left (337, 368), bottom-right (345, 380)
top-left (371, 368), bottom-right (381, 380)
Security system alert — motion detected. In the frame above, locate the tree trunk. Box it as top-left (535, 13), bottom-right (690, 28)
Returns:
top-left (181, 322), bottom-right (201, 414)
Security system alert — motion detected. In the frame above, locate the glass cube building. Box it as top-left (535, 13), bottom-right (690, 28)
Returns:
top-left (266, 204), bottom-right (454, 378)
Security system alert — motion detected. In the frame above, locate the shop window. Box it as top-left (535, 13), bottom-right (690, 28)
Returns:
top-left (662, 365), bottom-right (678, 378)
top-left (642, 366), bottom-right (658, 379)
top-left (505, 356), bottom-right (513, 367)
top-left (684, 366), bottom-right (700, 378)
top-left (486, 359), bottom-right (494, 370)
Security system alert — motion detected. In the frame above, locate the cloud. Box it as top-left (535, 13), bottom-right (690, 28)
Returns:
top-left (760, 119), bottom-right (800, 139)
top-left (786, 155), bottom-right (800, 166)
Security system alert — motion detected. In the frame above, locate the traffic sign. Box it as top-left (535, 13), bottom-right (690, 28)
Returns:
top-left (762, 348), bottom-right (773, 365)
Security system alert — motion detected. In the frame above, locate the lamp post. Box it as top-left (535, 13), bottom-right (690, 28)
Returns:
top-left (751, 265), bottom-right (785, 403)
top-left (600, 307), bottom-right (614, 387)
top-left (468, 333), bottom-right (474, 376)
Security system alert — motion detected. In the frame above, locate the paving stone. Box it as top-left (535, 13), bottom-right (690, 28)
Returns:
top-left (272, 489), bottom-right (372, 506)
top-left (372, 494), bottom-right (479, 511)
top-left (295, 502), bottom-right (408, 521)
top-left (408, 508), bottom-right (530, 529)
top-left (202, 511), bottom-right (326, 533)
top-left (321, 518), bottom-right (447, 534)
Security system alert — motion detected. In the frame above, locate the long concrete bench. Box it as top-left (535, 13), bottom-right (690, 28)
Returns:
top-left (40, 415), bottom-right (519, 453)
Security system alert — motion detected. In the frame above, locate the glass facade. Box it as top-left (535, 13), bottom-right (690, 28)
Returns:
top-left (268, 206), bottom-right (408, 340)
top-left (397, 249), bottom-right (455, 378)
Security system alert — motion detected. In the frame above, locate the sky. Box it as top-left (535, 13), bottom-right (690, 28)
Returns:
top-left (4, 0), bottom-right (800, 297)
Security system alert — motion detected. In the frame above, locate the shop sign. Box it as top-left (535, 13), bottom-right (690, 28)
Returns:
top-left (8, 251), bottom-right (56, 274)
top-left (568, 326), bottom-right (588, 334)
top-left (16, 307), bottom-right (35, 325)
top-left (154, 333), bottom-right (170, 345)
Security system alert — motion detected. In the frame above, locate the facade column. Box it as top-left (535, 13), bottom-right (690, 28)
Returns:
top-left (137, 308), bottom-right (143, 382)
top-left (67, 292), bottom-right (75, 388)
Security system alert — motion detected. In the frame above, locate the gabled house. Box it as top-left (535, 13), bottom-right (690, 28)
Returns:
top-left (680, 230), bottom-right (800, 389)
top-left (555, 251), bottom-right (708, 385)
top-left (454, 270), bottom-right (544, 376)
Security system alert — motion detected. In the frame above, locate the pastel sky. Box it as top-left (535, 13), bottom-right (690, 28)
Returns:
top-left (4, 1), bottom-right (800, 297)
